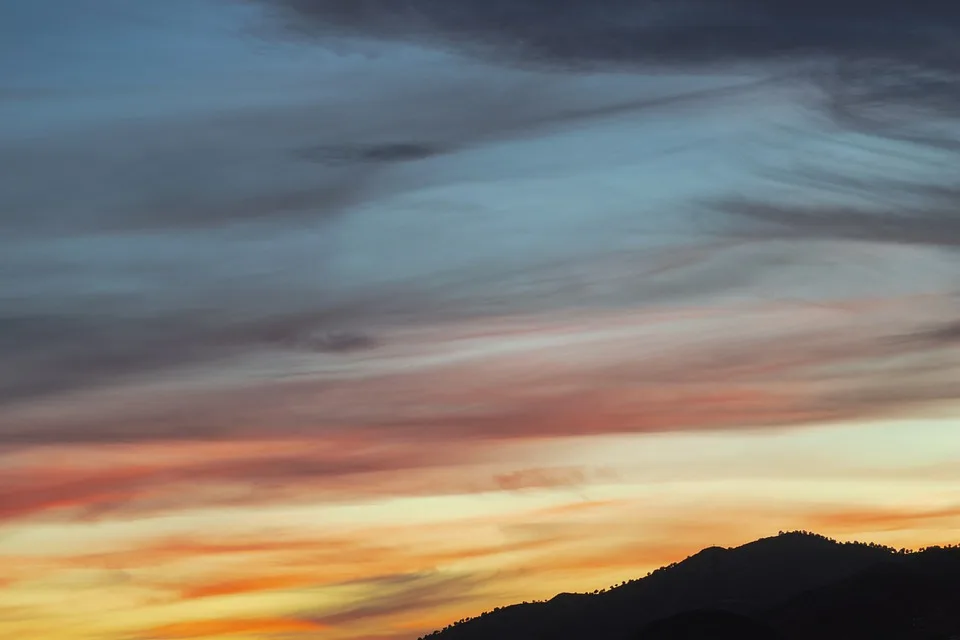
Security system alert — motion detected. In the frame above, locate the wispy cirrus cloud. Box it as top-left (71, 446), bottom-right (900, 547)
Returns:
top-left (0, 435), bottom-right (468, 521)
top-left (6, 1), bottom-right (958, 418)
top-left (0, 65), bottom-right (764, 408)
top-left (142, 616), bottom-right (328, 639)
top-left (806, 504), bottom-right (960, 533)
top-left (3, 1), bottom-right (958, 416)
top-left (261, 0), bottom-right (960, 254)
top-left (306, 571), bottom-right (485, 627)
top-left (4, 292), bottom-right (957, 445)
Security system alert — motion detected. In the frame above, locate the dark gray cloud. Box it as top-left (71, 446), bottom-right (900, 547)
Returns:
top-left (707, 129), bottom-right (960, 251)
top-left (294, 142), bottom-right (447, 165)
top-left (913, 320), bottom-right (960, 345)
top-left (258, 0), bottom-right (960, 139)
top-left (262, 0), bottom-right (960, 69)
top-left (260, 0), bottom-right (960, 248)
top-left (0, 303), bottom-right (384, 405)
top-left (300, 330), bottom-right (379, 353)
top-left (714, 199), bottom-right (960, 247)
top-left (0, 118), bottom-right (382, 236)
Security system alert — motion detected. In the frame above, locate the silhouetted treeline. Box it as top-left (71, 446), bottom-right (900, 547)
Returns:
top-left (417, 530), bottom-right (960, 640)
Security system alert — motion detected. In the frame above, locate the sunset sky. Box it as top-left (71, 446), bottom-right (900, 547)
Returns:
top-left (2, 2), bottom-right (960, 639)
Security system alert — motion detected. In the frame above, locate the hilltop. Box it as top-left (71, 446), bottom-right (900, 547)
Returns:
top-left (418, 531), bottom-right (960, 640)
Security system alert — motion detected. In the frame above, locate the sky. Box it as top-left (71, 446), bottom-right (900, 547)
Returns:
top-left (1, 1), bottom-right (960, 639)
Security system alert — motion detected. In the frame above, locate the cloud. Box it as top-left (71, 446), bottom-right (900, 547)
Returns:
top-left (3, 3), bottom-right (959, 524)
top-left (300, 330), bottom-right (380, 353)
top-left (179, 573), bottom-right (319, 600)
top-left (0, 435), bottom-right (621, 521)
top-left (715, 199), bottom-right (960, 247)
top-left (0, 52), bottom-right (757, 239)
top-left (0, 436), bottom-right (458, 521)
top-left (261, 0), bottom-right (960, 252)
top-left (3, 294), bottom-right (957, 450)
top-left (494, 467), bottom-right (620, 491)
top-left (261, 1), bottom-right (960, 69)
top-left (709, 132), bottom-right (960, 246)
top-left (143, 617), bottom-right (327, 639)
top-left (0, 33), bottom-right (765, 408)
top-left (915, 320), bottom-right (960, 344)
top-left (0, 238), bottom-right (757, 407)
top-left (21, 2), bottom-right (960, 415)
top-left (306, 571), bottom-right (484, 627)
top-left (294, 142), bottom-right (447, 165)
top-left (805, 504), bottom-right (960, 532)
top-left (0, 309), bottom-right (379, 405)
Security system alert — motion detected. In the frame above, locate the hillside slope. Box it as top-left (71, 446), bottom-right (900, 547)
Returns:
top-left (418, 532), bottom-right (960, 640)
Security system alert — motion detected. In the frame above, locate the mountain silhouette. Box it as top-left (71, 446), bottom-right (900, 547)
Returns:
top-left (768, 545), bottom-right (960, 640)
top-left (418, 531), bottom-right (960, 640)
top-left (635, 609), bottom-right (780, 640)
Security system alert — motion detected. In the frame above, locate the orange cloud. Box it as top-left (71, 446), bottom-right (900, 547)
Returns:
top-left (0, 465), bottom-right (150, 520)
top-left (807, 504), bottom-right (960, 532)
top-left (146, 617), bottom-right (327, 639)
top-left (495, 467), bottom-right (588, 491)
top-left (84, 527), bottom-right (560, 588)
top-left (6, 496), bottom-right (955, 640)
top-left (179, 574), bottom-right (318, 600)
top-left (0, 434), bottom-right (466, 522)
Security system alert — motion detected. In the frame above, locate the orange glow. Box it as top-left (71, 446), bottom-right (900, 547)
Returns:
top-left (1, 295), bottom-right (958, 640)
top-left (807, 505), bottom-right (960, 531)
top-left (179, 574), bottom-right (318, 600)
top-left (147, 618), bottom-right (328, 638)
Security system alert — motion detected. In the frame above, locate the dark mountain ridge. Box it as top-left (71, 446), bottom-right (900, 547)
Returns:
top-left (418, 531), bottom-right (960, 640)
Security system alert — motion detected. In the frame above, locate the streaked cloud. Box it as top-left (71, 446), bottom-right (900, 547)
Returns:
top-left (143, 616), bottom-right (328, 639)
